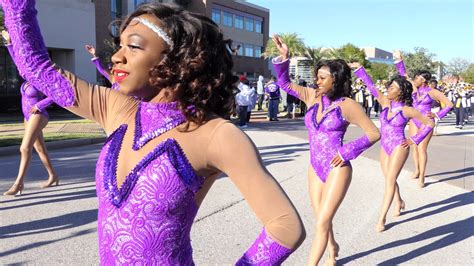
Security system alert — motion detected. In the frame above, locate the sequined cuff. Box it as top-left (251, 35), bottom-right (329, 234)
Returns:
top-left (354, 66), bottom-right (378, 98)
top-left (394, 60), bottom-right (407, 77)
top-left (271, 57), bottom-right (299, 98)
top-left (35, 97), bottom-right (54, 112)
top-left (338, 135), bottom-right (372, 161)
top-left (236, 228), bottom-right (292, 265)
top-left (2, 0), bottom-right (75, 107)
top-left (435, 105), bottom-right (452, 120)
top-left (410, 126), bottom-right (433, 145)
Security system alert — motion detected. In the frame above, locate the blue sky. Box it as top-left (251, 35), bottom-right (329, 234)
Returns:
top-left (248, 0), bottom-right (473, 63)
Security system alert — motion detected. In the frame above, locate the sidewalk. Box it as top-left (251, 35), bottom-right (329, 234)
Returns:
top-left (0, 126), bottom-right (472, 264)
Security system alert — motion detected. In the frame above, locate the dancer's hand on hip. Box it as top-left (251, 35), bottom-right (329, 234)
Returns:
top-left (271, 35), bottom-right (289, 60)
top-left (401, 138), bottom-right (414, 148)
top-left (426, 112), bottom-right (435, 119)
top-left (330, 154), bottom-right (345, 168)
top-left (30, 106), bottom-right (40, 114)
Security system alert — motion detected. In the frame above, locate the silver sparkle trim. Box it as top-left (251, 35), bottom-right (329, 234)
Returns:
top-left (131, 17), bottom-right (173, 47)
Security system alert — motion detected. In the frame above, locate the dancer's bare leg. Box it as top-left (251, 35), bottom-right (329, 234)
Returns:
top-left (33, 132), bottom-right (59, 185)
top-left (308, 167), bottom-right (339, 264)
top-left (409, 122), bottom-right (420, 179)
top-left (13, 114), bottom-right (47, 185)
top-left (376, 146), bottom-right (409, 232)
top-left (417, 130), bottom-right (433, 187)
top-left (308, 166), bottom-right (352, 265)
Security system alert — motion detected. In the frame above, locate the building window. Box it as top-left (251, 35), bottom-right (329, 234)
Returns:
top-left (111, 0), bottom-right (122, 19)
top-left (235, 15), bottom-right (244, 29)
top-left (244, 17), bottom-right (254, 32)
top-left (244, 44), bottom-right (254, 57)
top-left (223, 12), bottom-right (233, 27)
top-left (254, 46), bottom-right (262, 58)
top-left (212, 9), bottom-right (221, 24)
top-left (134, 0), bottom-right (148, 7)
top-left (236, 43), bottom-right (244, 56)
top-left (255, 20), bottom-right (262, 33)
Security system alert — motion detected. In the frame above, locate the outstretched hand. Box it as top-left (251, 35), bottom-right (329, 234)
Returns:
top-left (271, 35), bottom-right (289, 60)
top-left (1, 30), bottom-right (10, 44)
top-left (393, 50), bottom-right (402, 61)
top-left (348, 62), bottom-right (362, 69)
top-left (85, 44), bottom-right (96, 57)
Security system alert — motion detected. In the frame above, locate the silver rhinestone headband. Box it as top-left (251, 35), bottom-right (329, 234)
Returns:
top-left (131, 17), bottom-right (173, 47)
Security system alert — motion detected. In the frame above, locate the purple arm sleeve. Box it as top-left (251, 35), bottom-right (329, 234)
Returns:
top-left (6, 44), bottom-right (15, 60)
top-left (91, 57), bottom-right (111, 82)
top-left (35, 97), bottom-right (54, 112)
top-left (353, 66), bottom-right (378, 98)
top-left (435, 105), bottom-right (452, 120)
top-left (2, 0), bottom-right (75, 108)
top-left (236, 228), bottom-right (293, 265)
top-left (394, 60), bottom-right (407, 77)
top-left (271, 58), bottom-right (300, 99)
top-left (410, 126), bottom-right (433, 145)
top-left (338, 135), bottom-right (372, 161)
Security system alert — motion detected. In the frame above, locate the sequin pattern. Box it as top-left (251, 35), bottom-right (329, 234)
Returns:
top-left (305, 96), bottom-right (349, 182)
top-left (20, 82), bottom-right (50, 121)
top-left (380, 101), bottom-right (408, 155)
top-left (412, 86), bottom-right (434, 128)
top-left (97, 123), bottom-right (203, 264)
top-left (236, 229), bottom-right (292, 265)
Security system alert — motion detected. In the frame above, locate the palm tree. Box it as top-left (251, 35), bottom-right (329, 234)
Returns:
top-left (262, 33), bottom-right (306, 59)
top-left (304, 46), bottom-right (329, 65)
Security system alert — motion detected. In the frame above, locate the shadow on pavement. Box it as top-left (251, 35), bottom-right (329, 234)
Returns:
top-left (425, 167), bottom-right (474, 187)
top-left (338, 192), bottom-right (474, 264)
top-left (0, 189), bottom-right (97, 211)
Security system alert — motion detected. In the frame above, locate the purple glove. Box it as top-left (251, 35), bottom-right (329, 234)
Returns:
top-left (271, 57), bottom-right (300, 98)
top-left (354, 66), bottom-right (378, 98)
top-left (91, 57), bottom-right (111, 82)
top-left (35, 97), bottom-right (54, 112)
top-left (394, 60), bottom-right (407, 77)
top-left (435, 105), bottom-right (452, 120)
top-left (2, 0), bottom-right (75, 108)
top-left (410, 126), bottom-right (433, 145)
top-left (338, 135), bottom-right (372, 161)
top-left (236, 228), bottom-right (292, 265)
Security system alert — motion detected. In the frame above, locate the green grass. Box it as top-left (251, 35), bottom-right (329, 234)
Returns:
top-left (0, 119), bottom-right (96, 127)
top-left (0, 132), bottom-right (105, 147)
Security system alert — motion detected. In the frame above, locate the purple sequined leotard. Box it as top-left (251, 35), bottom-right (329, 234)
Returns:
top-left (379, 101), bottom-right (409, 155)
top-left (305, 96), bottom-right (350, 181)
top-left (91, 57), bottom-right (120, 91)
top-left (2, 1), bottom-right (298, 264)
top-left (412, 86), bottom-right (435, 128)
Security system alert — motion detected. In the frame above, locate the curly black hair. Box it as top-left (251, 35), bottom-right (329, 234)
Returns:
top-left (314, 59), bottom-right (352, 101)
top-left (389, 75), bottom-right (413, 106)
top-left (117, 3), bottom-right (237, 125)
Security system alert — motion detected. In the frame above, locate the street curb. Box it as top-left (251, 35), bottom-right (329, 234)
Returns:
top-left (0, 137), bottom-right (106, 157)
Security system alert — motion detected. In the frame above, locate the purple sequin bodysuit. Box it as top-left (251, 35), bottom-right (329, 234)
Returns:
top-left (305, 96), bottom-right (349, 182)
top-left (20, 82), bottom-right (52, 121)
top-left (380, 101), bottom-right (408, 155)
top-left (91, 57), bottom-right (120, 91)
top-left (412, 86), bottom-right (434, 128)
top-left (96, 101), bottom-right (204, 264)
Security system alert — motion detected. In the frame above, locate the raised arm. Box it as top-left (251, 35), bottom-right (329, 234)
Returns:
top-left (35, 96), bottom-right (54, 112)
top-left (402, 106), bottom-right (434, 145)
top-left (336, 99), bottom-right (380, 164)
top-left (428, 89), bottom-right (454, 119)
top-left (271, 35), bottom-right (316, 104)
top-left (1, 0), bottom-right (132, 132)
top-left (86, 44), bottom-right (112, 82)
top-left (207, 123), bottom-right (305, 264)
top-left (351, 64), bottom-right (388, 107)
top-left (393, 50), bottom-right (407, 77)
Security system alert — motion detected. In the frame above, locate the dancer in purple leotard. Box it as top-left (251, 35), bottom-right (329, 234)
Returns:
top-left (272, 35), bottom-right (380, 265)
top-left (2, 1), bottom-right (305, 264)
top-left (393, 51), bottom-right (453, 187)
top-left (2, 30), bottom-right (59, 196)
top-left (352, 63), bottom-right (434, 232)
top-left (85, 44), bottom-right (120, 91)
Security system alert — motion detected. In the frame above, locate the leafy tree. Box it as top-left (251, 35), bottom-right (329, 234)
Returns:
top-left (327, 43), bottom-right (369, 67)
top-left (303, 46), bottom-right (329, 65)
top-left (263, 33), bottom-right (306, 59)
top-left (402, 47), bottom-right (436, 77)
top-left (367, 63), bottom-right (396, 81)
top-left (447, 57), bottom-right (470, 75)
top-left (460, 64), bottom-right (474, 83)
